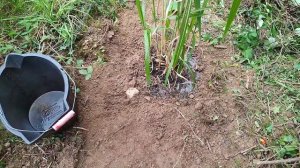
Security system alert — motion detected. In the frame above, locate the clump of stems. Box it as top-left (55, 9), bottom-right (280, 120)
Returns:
top-left (136, 0), bottom-right (241, 86)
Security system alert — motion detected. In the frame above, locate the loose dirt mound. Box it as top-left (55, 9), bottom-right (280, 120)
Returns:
top-left (77, 6), bottom-right (255, 168)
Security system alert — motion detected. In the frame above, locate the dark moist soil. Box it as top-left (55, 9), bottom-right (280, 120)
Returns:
top-left (0, 4), bottom-right (256, 168)
top-left (75, 5), bottom-right (255, 168)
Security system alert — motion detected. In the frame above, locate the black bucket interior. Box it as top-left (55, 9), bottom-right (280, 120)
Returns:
top-left (0, 54), bottom-right (70, 143)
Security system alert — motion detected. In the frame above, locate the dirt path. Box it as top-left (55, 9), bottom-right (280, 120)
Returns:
top-left (76, 6), bottom-right (255, 168)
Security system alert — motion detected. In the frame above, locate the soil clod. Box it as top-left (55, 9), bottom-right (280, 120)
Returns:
top-left (126, 87), bottom-right (139, 99)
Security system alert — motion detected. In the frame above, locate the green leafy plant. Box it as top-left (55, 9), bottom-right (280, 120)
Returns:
top-left (0, 160), bottom-right (5, 168)
top-left (136, 0), bottom-right (241, 86)
top-left (276, 135), bottom-right (299, 158)
top-left (233, 0), bottom-right (300, 160)
top-left (76, 59), bottom-right (93, 80)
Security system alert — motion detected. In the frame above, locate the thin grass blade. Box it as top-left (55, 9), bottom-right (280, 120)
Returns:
top-left (136, 0), bottom-right (151, 85)
top-left (144, 29), bottom-right (151, 85)
top-left (164, 0), bottom-right (193, 85)
top-left (223, 0), bottom-right (242, 38)
top-left (135, 0), bottom-right (146, 28)
top-left (194, 0), bottom-right (201, 35)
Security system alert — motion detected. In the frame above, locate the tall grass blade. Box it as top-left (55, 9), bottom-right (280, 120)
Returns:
top-left (194, 0), bottom-right (201, 35)
top-left (165, 0), bottom-right (193, 84)
top-left (135, 0), bottom-right (146, 28)
top-left (223, 0), bottom-right (242, 38)
top-left (144, 29), bottom-right (151, 85)
top-left (135, 0), bottom-right (151, 85)
top-left (151, 0), bottom-right (157, 22)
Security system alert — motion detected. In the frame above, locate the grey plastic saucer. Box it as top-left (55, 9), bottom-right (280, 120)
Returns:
top-left (29, 91), bottom-right (65, 131)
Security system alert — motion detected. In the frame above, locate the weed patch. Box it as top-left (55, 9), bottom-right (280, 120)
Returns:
top-left (233, 0), bottom-right (300, 161)
top-left (0, 0), bottom-right (124, 57)
top-left (0, 0), bottom-right (124, 79)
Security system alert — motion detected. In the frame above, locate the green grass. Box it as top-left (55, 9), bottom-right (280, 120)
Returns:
top-left (233, 0), bottom-right (300, 161)
top-left (135, 0), bottom-right (241, 86)
top-left (0, 0), bottom-right (123, 58)
top-left (0, 0), bottom-right (124, 80)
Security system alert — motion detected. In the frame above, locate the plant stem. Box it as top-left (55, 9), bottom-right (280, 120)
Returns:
top-left (254, 157), bottom-right (300, 165)
top-left (151, 0), bottom-right (160, 63)
top-left (161, 0), bottom-right (166, 58)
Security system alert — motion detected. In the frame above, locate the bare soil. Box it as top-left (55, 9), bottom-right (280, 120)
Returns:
top-left (0, 4), bottom-right (257, 168)
top-left (76, 6), bottom-right (255, 168)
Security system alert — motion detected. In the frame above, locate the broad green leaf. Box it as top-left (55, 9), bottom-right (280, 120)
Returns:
top-left (85, 74), bottom-right (92, 80)
top-left (87, 66), bottom-right (93, 73)
top-left (202, 33), bottom-right (212, 42)
top-left (66, 58), bottom-right (73, 65)
top-left (294, 62), bottom-right (300, 70)
top-left (273, 106), bottom-right (280, 114)
top-left (283, 135), bottom-right (295, 143)
top-left (257, 15), bottom-right (264, 29)
top-left (170, 1), bottom-right (178, 11)
top-left (79, 69), bottom-right (88, 75)
top-left (77, 59), bottom-right (84, 66)
top-left (268, 37), bottom-right (276, 43)
top-left (242, 48), bottom-right (253, 60)
top-left (285, 145), bottom-right (298, 152)
top-left (266, 124), bottom-right (273, 134)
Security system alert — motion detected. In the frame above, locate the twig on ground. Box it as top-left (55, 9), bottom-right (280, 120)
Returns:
top-left (97, 120), bottom-right (134, 148)
top-left (174, 108), bottom-right (205, 146)
top-left (173, 137), bottom-right (187, 168)
top-left (254, 157), bottom-right (300, 165)
top-left (266, 154), bottom-right (277, 162)
top-left (225, 145), bottom-right (257, 159)
top-left (274, 121), bottom-right (295, 127)
top-left (214, 45), bottom-right (228, 49)
top-left (35, 144), bottom-right (46, 154)
top-left (24, 153), bottom-right (51, 156)
top-left (206, 139), bottom-right (212, 151)
top-left (267, 97), bottom-right (271, 120)
top-left (73, 127), bottom-right (89, 131)
top-left (84, 96), bottom-right (89, 106)
top-left (96, 24), bottom-right (110, 44)
top-left (0, 152), bottom-right (8, 161)
top-left (47, 162), bottom-right (53, 168)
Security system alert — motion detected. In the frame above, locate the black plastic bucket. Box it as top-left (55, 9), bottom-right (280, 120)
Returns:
top-left (0, 53), bottom-right (76, 144)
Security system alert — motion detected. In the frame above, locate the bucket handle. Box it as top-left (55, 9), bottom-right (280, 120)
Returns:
top-left (0, 68), bottom-right (77, 133)
top-left (61, 68), bottom-right (77, 112)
